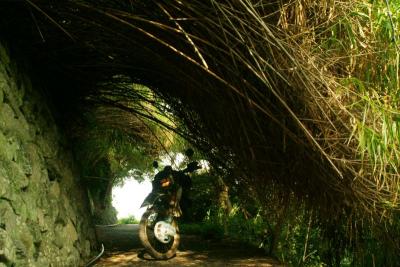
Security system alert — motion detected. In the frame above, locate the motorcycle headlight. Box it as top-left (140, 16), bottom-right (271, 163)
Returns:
top-left (160, 178), bottom-right (171, 188)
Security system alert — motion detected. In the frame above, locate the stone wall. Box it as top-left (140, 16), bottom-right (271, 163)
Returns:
top-left (0, 44), bottom-right (96, 266)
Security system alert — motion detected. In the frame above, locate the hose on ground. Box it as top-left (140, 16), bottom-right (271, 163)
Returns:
top-left (85, 243), bottom-right (105, 267)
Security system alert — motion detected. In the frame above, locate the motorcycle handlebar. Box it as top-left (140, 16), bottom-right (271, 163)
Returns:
top-left (183, 161), bottom-right (201, 173)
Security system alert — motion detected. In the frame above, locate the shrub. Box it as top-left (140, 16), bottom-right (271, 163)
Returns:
top-left (180, 222), bottom-right (224, 240)
top-left (118, 215), bottom-right (139, 224)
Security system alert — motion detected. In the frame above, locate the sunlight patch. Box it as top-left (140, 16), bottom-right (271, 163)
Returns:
top-left (112, 178), bottom-right (152, 220)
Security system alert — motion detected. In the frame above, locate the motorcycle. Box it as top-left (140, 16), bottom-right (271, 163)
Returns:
top-left (139, 152), bottom-right (200, 259)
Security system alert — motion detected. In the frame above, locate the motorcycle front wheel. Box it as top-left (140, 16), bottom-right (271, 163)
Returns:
top-left (139, 209), bottom-right (180, 259)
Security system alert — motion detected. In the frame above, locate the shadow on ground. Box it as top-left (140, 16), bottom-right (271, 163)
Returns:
top-left (93, 224), bottom-right (284, 266)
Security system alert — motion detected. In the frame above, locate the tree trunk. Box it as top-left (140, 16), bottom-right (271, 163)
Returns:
top-left (103, 176), bottom-right (116, 209)
top-left (217, 177), bottom-right (232, 234)
top-left (269, 197), bottom-right (290, 256)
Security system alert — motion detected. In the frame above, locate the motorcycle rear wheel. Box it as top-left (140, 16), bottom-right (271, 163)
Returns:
top-left (139, 209), bottom-right (180, 259)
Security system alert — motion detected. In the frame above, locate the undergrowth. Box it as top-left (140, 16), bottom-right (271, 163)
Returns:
top-left (117, 215), bottom-right (139, 225)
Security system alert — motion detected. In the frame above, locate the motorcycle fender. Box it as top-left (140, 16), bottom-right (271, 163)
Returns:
top-left (140, 192), bottom-right (165, 208)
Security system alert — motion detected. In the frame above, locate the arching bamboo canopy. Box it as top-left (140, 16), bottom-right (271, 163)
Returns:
top-left (1, 0), bottom-right (399, 220)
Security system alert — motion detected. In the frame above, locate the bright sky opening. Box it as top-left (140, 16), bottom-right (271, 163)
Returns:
top-left (112, 177), bottom-right (152, 220)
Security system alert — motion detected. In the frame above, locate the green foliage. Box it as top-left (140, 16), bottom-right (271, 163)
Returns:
top-left (74, 121), bottom-right (154, 211)
top-left (213, 206), bottom-right (400, 267)
top-left (117, 215), bottom-right (139, 225)
top-left (93, 204), bottom-right (118, 225)
top-left (182, 172), bottom-right (218, 223)
top-left (223, 207), bottom-right (268, 248)
top-left (321, 0), bottom-right (400, 196)
top-left (74, 113), bottom-right (155, 181)
top-left (180, 222), bottom-right (224, 240)
top-left (185, 176), bottom-right (400, 267)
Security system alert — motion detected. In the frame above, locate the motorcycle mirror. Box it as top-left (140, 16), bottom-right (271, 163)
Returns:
top-left (152, 161), bottom-right (159, 169)
top-left (185, 148), bottom-right (194, 158)
top-left (187, 161), bottom-right (200, 172)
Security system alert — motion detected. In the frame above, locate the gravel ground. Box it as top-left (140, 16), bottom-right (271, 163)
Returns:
top-left (92, 224), bottom-right (284, 267)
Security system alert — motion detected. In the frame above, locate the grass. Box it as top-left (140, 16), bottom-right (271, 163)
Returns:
top-left (117, 215), bottom-right (139, 225)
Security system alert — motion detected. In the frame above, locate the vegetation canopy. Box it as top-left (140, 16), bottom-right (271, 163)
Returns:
top-left (1, 0), bottom-right (400, 265)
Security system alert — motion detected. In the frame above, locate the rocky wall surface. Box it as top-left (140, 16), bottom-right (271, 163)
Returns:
top-left (0, 43), bottom-right (96, 266)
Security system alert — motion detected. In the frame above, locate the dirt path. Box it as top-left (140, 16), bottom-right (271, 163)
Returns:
top-left (93, 224), bottom-right (284, 266)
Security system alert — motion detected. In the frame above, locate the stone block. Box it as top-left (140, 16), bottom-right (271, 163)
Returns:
top-left (0, 104), bottom-right (16, 134)
top-left (0, 132), bottom-right (8, 160)
top-left (0, 200), bottom-right (17, 229)
top-left (0, 44), bottom-right (10, 65)
top-left (15, 146), bottom-right (32, 178)
top-left (0, 104), bottom-right (15, 131)
top-left (62, 195), bottom-right (77, 226)
top-left (21, 193), bottom-right (38, 222)
top-left (65, 219), bottom-right (78, 246)
top-left (0, 160), bottom-right (29, 191)
top-left (0, 62), bottom-right (23, 109)
top-left (7, 222), bottom-right (35, 266)
top-left (38, 191), bottom-right (59, 223)
top-left (0, 80), bottom-right (4, 110)
top-left (0, 132), bottom-right (19, 162)
top-left (27, 221), bottom-right (41, 245)
top-left (0, 195), bottom-right (26, 226)
top-left (82, 239), bottom-right (91, 258)
top-left (36, 209), bottom-right (47, 233)
top-left (1, 193), bottom-right (28, 222)
top-left (0, 103), bottom-right (29, 140)
top-left (12, 79), bottom-right (25, 109)
top-left (53, 218), bottom-right (79, 251)
top-left (17, 224), bottom-right (34, 258)
top-left (0, 229), bottom-right (16, 266)
top-left (24, 143), bottom-right (45, 185)
top-left (0, 63), bottom-right (7, 80)
top-left (65, 248), bottom-right (80, 267)
top-left (36, 130), bottom-right (59, 158)
top-left (53, 224), bottom-right (64, 249)
top-left (0, 174), bottom-right (11, 199)
top-left (34, 255), bottom-right (50, 267)
top-left (20, 73), bottom-right (32, 94)
top-left (48, 181), bottom-right (60, 199)
top-left (20, 99), bottom-right (36, 125)
top-left (40, 231), bottom-right (57, 256)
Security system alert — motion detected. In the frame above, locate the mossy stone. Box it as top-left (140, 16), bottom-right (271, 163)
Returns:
top-left (0, 104), bottom-right (29, 140)
top-left (0, 160), bottom-right (29, 192)
top-left (0, 81), bottom-right (4, 111)
top-left (0, 41), bottom-right (95, 265)
top-left (17, 225), bottom-right (35, 259)
top-left (0, 44), bottom-right (10, 65)
top-left (0, 175), bottom-right (11, 198)
top-left (0, 201), bottom-right (17, 232)
top-left (0, 228), bottom-right (16, 266)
